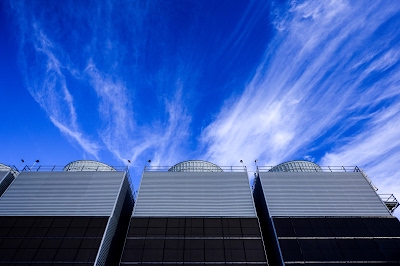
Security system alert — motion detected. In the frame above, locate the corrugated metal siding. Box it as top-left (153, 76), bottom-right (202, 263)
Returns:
top-left (0, 171), bottom-right (125, 216)
top-left (259, 172), bottom-right (390, 217)
top-left (133, 172), bottom-right (256, 217)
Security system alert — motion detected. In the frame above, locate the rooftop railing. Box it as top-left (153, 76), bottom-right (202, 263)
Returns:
top-left (0, 165), bottom-right (19, 177)
top-left (379, 194), bottom-right (399, 213)
top-left (257, 165), bottom-right (362, 172)
top-left (20, 165), bottom-right (128, 172)
top-left (18, 165), bottom-right (135, 198)
top-left (0, 165), bottom-right (18, 172)
top-left (144, 165), bottom-right (247, 172)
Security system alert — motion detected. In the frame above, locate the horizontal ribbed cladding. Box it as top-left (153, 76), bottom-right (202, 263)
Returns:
top-left (0, 171), bottom-right (126, 216)
top-left (134, 172), bottom-right (256, 217)
top-left (259, 172), bottom-right (390, 217)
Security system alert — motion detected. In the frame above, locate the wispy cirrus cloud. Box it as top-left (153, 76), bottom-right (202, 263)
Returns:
top-left (84, 62), bottom-right (137, 162)
top-left (321, 102), bottom-right (400, 211)
top-left (16, 20), bottom-right (101, 158)
top-left (201, 0), bottom-right (400, 182)
top-left (8, 0), bottom-right (193, 168)
top-left (85, 61), bottom-right (191, 166)
top-left (149, 84), bottom-right (192, 166)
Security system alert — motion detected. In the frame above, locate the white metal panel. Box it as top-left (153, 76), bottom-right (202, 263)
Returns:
top-left (260, 172), bottom-right (390, 217)
top-left (0, 171), bottom-right (126, 216)
top-left (134, 171), bottom-right (256, 217)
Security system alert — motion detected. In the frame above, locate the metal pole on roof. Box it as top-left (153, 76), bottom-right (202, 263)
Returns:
top-left (126, 160), bottom-right (131, 171)
top-left (30, 160), bottom-right (39, 171)
top-left (144, 159), bottom-right (151, 171)
top-left (19, 159), bottom-right (25, 172)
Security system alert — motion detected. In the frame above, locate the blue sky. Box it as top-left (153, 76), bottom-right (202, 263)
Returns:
top-left (1, 1), bottom-right (400, 215)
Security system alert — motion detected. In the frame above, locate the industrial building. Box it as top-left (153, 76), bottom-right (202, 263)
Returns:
top-left (120, 160), bottom-right (268, 265)
top-left (253, 160), bottom-right (400, 265)
top-left (0, 159), bottom-right (399, 265)
top-left (0, 160), bottom-right (133, 265)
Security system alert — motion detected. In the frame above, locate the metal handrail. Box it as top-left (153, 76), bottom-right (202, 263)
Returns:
top-left (379, 194), bottom-right (399, 202)
top-left (20, 165), bottom-right (128, 172)
top-left (378, 194), bottom-right (399, 213)
top-left (144, 165), bottom-right (247, 172)
top-left (0, 165), bottom-right (19, 177)
top-left (257, 166), bottom-right (361, 172)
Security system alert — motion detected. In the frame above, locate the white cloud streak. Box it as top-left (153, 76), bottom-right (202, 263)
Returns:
top-left (84, 62), bottom-right (136, 162)
top-left (321, 103), bottom-right (400, 217)
top-left (10, 1), bottom-right (192, 168)
top-left (17, 21), bottom-right (101, 158)
top-left (201, 0), bottom-right (400, 191)
top-left (85, 63), bottom-right (191, 167)
top-left (150, 84), bottom-right (192, 166)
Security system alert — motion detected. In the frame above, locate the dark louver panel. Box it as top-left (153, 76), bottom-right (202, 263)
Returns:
top-left (0, 216), bottom-right (108, 264)
top-left (121, 217), bottom-right (267, 265)
top-left (274, 217), bottom-right (400, 264)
